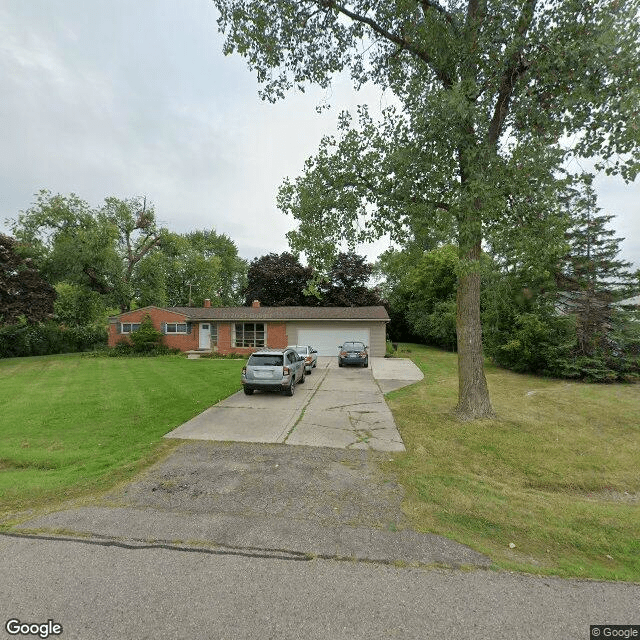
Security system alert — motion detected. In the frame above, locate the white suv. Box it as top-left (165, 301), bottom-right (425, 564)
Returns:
top-left (241, 348), bottom-right (306, 396)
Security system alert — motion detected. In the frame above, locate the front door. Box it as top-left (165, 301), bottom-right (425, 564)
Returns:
top-left (199, 323), bottom-right (211, 349)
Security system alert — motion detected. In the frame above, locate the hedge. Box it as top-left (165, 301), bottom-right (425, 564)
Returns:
top-left (0, 322), bottom-right (107, 358)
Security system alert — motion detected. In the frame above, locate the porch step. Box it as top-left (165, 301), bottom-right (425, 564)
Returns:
top-left (186, 349), bottom-right (212, 359)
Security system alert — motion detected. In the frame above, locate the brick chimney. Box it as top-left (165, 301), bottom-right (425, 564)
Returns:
top-left (252, 299), bottom-right (260, 308)
top-left (203, 299), bottom-right (211, 308)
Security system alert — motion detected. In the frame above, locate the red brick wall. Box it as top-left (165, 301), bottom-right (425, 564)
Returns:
top-left (216, 322), bottom-right (233, 354)
top-left (109, 310), bottom-right (289, 355)
top-left (213, 322), bottom-right (288, 356)
top-left (108, 307), bottom-right (198, 351)
top-left (266, 323), bottom-right (288, 349)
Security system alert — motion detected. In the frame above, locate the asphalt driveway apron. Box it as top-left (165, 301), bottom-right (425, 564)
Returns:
top-left (164, 357), bottom-right (422, 451)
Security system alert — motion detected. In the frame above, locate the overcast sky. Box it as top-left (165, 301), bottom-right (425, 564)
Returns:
top-left (1, 0), bottom-right (639, 272)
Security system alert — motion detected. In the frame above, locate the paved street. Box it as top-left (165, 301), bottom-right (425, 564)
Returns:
top-left (1, 534), bottom-right (638, 640)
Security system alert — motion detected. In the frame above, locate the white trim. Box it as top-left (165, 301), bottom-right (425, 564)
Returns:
top-left (120, 323), bottom-right (140, 334)
top-left (165, 322), bottom-right (188, 334)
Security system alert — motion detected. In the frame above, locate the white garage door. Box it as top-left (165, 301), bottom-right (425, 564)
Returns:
top-left (297, 328), bottom-right (370, 356)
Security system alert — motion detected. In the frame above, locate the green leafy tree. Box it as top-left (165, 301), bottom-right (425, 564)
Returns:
top-left (481, 195), bottom-right (569, 370)
top-left (10, 191), bottom-right (119, 298)
top-left (0, 234), bottom-right (56, 325)
top-left (11, 191), bottom-right (167, 313)
top-left (10, 192), bottom-right (249, 315)
top-left (53, 281), bottom-right (110, 326)
top-left (99, 196), bottom-right (167, 310)
top-left (376, 248), bottom-right (425, 342)
top-left (214, 0), bottom-right (640, 419)
top-left (404, 245), bottom-right (459, 350)
top-left (150, 230), bottom-right (247, 307)
top-left (183, 230), bottom-right (248, 306)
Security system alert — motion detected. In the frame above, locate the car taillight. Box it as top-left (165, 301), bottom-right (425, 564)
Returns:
top-left (340, 351), bottom-right (347, 357)
top-left (305, 356), bottom-right (312, 362)
top-left (283, 366), bottom-right (290, 375)
top-left (242, 366), bottom-right (246, 374)
top-left (360, 352), bottom-right (367, 357)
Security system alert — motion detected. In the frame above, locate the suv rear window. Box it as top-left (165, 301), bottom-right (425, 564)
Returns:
top-left (248, 354), bottom-right (283, 366)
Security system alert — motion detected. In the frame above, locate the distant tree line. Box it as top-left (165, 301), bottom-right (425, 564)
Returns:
top-left (1, 190), bottom-right (385, 358)
top-left (4, 185), bottom-right (638, 380)
top-left (378, 181), bottom-right (640, 382)
top-left (8, 190), bottom-right (249, 320)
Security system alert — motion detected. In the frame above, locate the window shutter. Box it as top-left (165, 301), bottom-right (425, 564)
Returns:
top-left (186, 322), bottom-right (192, 334)
top-left (116, 322), bottom-right (121, 335)
top-left (161, 322), bottom-right (166, 334)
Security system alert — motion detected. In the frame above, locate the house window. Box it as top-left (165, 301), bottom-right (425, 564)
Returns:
top-left (121, 323), bottom-right (140, 334)
top-left (211, 324), bottom-right (218, 346)
top-left (234, 322), bottom-right (265, 348)
top-left (165, 323), bottom-right (188, 334)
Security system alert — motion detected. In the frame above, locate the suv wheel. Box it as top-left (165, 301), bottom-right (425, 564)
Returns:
top-left (285, 377), bottom-right (295, 396)
top-left (299, 371), bottom-right (305, 384)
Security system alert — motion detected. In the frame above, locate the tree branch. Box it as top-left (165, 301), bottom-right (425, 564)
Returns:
top-left (419, 0), bottom-right (457, 30)
top-left (321, 0), bottom-right (454, 87)
top-left (487, 0), bottom-right (537, 147)
top-left (125, 234), bottom-right (162, 281)
top-left (83, 267), bottom-right (113, 295)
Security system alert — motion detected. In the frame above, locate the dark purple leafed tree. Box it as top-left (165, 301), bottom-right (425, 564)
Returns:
top-left (0, 234), bottom-right (56, 325)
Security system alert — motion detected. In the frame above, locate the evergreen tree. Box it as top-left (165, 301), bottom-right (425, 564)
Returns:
top-left (559, 183), bottom-right (635, 357)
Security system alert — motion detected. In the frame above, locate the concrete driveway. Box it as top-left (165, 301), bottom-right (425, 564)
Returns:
top-left (165, 357), bottom-right (423, 451)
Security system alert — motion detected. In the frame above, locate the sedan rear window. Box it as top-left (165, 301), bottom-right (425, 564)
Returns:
top-left (248, 354), bottom-right (283, 366)
top-left (343, 342), bottom-right (365, 351)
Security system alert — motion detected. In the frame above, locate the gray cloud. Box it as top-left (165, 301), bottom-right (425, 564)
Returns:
top-left (1, 0), bottom-right (638, 272)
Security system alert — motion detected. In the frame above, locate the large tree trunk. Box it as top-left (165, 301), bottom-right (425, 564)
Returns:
top-left (455, 237), bottom-right (494, 420)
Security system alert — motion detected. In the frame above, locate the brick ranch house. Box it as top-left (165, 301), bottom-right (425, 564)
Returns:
top-left (108, 300), bottom-right (390, 357)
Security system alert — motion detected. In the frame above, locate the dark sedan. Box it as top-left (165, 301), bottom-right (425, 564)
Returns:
top-left (338, 341), bottom-right (369, 368)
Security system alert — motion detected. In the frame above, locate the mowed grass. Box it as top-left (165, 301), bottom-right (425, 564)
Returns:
top-left (0, 354), bottom-right (242, 516)
top-left (386, 344), bottom-right (640, 582)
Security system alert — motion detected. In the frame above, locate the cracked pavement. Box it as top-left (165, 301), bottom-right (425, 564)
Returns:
top-left (165, 356), bottom-right (420, 451)
top-left (13, 442), bottom-right (490, 569)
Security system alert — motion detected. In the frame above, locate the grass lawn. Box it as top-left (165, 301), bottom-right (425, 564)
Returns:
top-left (385, 344), bottom-right (640, 582)
top-left (2, 348), bottom-right (638, 582)
top-left (0, 353), bottom-right (242, 516)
